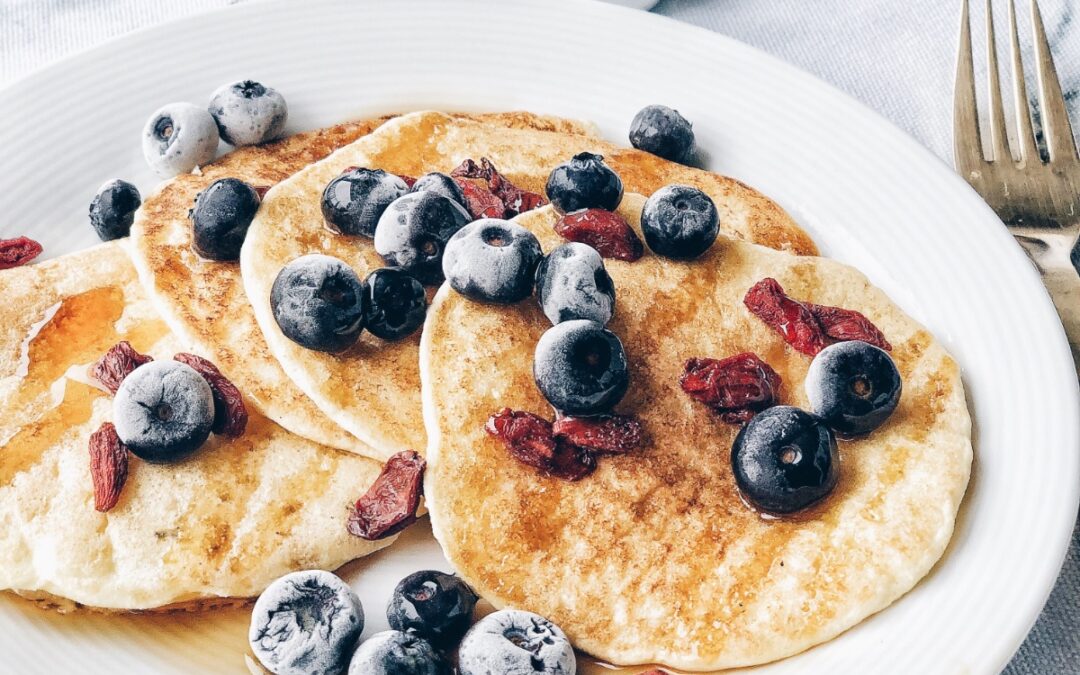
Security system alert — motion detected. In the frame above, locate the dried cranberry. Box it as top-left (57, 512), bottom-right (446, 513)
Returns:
top-left (552, 414), bottom-right (644, 454)
top-left (680, 353), bottom-right (782, 424)
top-left (485, 408), bottom-right (595, 481)
top-left (173, 353), bottom-right (248, 437)
top-left (554, 208), bottom-right (644, 262)
top-left (743, 278), bottom-right (829, 356)
top-left (0, 236), bottom-right (43, 270)
top-left (253, 185), bottom-right (270, 200)
top-left (806, 303), bottom-right (892, 351)
top-left (453, 177), bottom-right (506, 219)
top-left (348, 450), bottom-right (425, 540)
top-left (396, 174), bottom-right (417, 188)
top-left (92, 341), bottom-right (153, 394)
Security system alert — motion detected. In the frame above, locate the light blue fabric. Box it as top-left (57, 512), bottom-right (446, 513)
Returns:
top-left (2, 0), bottom-right (1077, 671)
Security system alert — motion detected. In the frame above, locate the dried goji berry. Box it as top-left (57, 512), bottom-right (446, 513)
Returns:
top-left (552, 414), bottom-right (644, 454)
top-left (92, 341), bottom-right (153, 394)
top-left (805, 303), bottom-right (892, 351)
top-left (680, 353), bottom-right (782, 424)
top-left (88, 422), bottom-right (128, 512)
top-left (743, 278), bottom-right (829, 356)
top-left (173, 353), bottom-right (248, 437)
top-left (348, 450), bottom-right (425, 540)
top-left (451, 158), bottom-right (546, 217)
top-left (0, 236), bottom-right (43, 270)
top-left (485, 408), bottom-right (595, 481)
top-left (744, 278), bottom-right (892, 355)
top-left (453, 177), bottom-right (506, 219)
top-left (554, 208), bottom-right (644, 262)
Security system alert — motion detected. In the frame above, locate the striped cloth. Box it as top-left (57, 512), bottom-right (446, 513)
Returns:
top-left (2, 0), bottom-right (1077, 671)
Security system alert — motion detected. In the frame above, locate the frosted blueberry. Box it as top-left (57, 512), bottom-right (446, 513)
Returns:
top-left (142, 102), bottom-right (219, 177)
top-left (805, 340), bottom-right (902, 436)
top-left (731, 406), bottom-right (839, 514)
top-left (629, 104), bottom-right (695, 163)
top-left (113, 361), bottom-right (214, 462)
top-left (410, 172), bottom-right (466, 209)
top-left (322, 169), bottom-right (408, 238)
top-left (190, 177), bottom-right (261, 261)
top-left (534, 319), bottom-right (628, 416)
top-left (442, 219), bottom-right (543, 304)
top-left (249, 570), bottom-right (364, 675)
top-left (535, 242), bottom-right (615, 326)
top-left (640, 185), bottom-right (718, 260)
top-left (347, 630), bottom-right (447, 675)
top-left (385, 570), bottom-right (478, 647)
top-left (544, 152), bottom-right (622, 215)
top-left (458, 609), bottom-right (576, 675)
top-left (271, 254), bottom-right (368, 353)
top-left (374, 192), bottom-right (471, 284)
top-left (208, 80), bottom-right (288, 147)
top-left (89, 179), bottom-right (141, 241)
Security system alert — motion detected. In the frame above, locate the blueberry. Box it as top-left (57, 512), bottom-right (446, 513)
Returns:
top-left (385, 570), bottom-right (478, 647)
top-left (544, 152), bottom-right (623, 214)
top-left (374, 192), bottom-right (471, 284)
top-left (141, 102), bottom-right (219, 177)
top-left (89, 179), bottom-right (141, 241)
top-left (348, 630), bottom-right (447, 675)
top-left (535, 242), bottom-right (615, 326)
top-left (629, 105), bottom-right (695, 163)
top-left (208, 80), bottom-right (288, 147)
top-left (322, 169), bottom-right (409, 238)
top-left (249, 570), bottom-right (364, 675)
top-left (640, 185), bottom-right (719, 260)
top-left (442, 219), bottom-right (543, 304)
top-left (805, 341), bottom-right (902, 436)
top-left (410, 172), bottom-right (466, 209)
top-left (534, 319), bottom-right (628, 416)
top-left (731, 406), bottom-right (839, 514)
top-left (189, 178), bottom-right (261, 261)
top-left (271, 255), bottom-right (368, 353)
top-left (458, 609), bottom-right (576, 675)
top-left (363, 268), bottom-right (427, 341)
top-left (113, 361), bottom-right (215, 463)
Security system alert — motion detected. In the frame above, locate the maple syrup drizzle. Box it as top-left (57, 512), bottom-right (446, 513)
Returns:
top-left (1, 286), bottom-right (167, 487)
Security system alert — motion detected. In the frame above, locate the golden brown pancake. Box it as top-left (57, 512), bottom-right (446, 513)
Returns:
top-left (130, 119), bottom-right (389, 456)
top-left (132, 113), bottom-right (597, 461)
top-left (241, 111), bottom-right (816, 461)
top-left (422, 195), bottom-right (971, 670)
top-left (0, 243), bottom-right (394, 611)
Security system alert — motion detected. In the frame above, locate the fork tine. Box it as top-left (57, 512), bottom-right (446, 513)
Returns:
top-left (1030, 0), bottom-right (1078, 162)
top-left (954, 0), bottom-right (985, 172)
top-left (1008, 0), bottom-right (1040, 161)
top-left (985, 0), bottom-right (1013, 162)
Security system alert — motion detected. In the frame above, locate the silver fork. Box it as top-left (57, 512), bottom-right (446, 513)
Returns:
top-left (954, 0), bottom-right (1080, 351)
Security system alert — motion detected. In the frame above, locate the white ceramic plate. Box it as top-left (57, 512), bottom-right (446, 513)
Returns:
top-left (0, 1), bottom-right (1076, 673)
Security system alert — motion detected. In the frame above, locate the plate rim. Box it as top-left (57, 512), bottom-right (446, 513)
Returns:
top-left (0, 0), bottom-right (1076, 671)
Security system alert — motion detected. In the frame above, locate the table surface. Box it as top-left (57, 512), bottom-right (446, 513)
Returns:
top-left (2, 0), bottom-right (1078, 672)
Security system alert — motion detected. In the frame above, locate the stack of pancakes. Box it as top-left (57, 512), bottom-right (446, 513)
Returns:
top-left (0, 111), bottom-right (970, 670)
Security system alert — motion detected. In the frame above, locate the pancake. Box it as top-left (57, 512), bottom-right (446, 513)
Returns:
top-left (241, 111), bottom-right (817, 460)
top-left (0, 243), bottom-right (394, 611)
top-left (132, 113), bottom-right (596, 460)
top-left (421, 194), bottom-right (972, 670)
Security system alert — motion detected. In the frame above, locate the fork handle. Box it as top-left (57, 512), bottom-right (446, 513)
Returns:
top-left (1023, 233), bottom-right (1080, 368)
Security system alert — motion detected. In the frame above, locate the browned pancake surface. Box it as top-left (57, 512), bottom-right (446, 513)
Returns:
top-left (242, 112), bottom-right (814, 460)
top-left (422, 196), bottom-right (970, 670)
